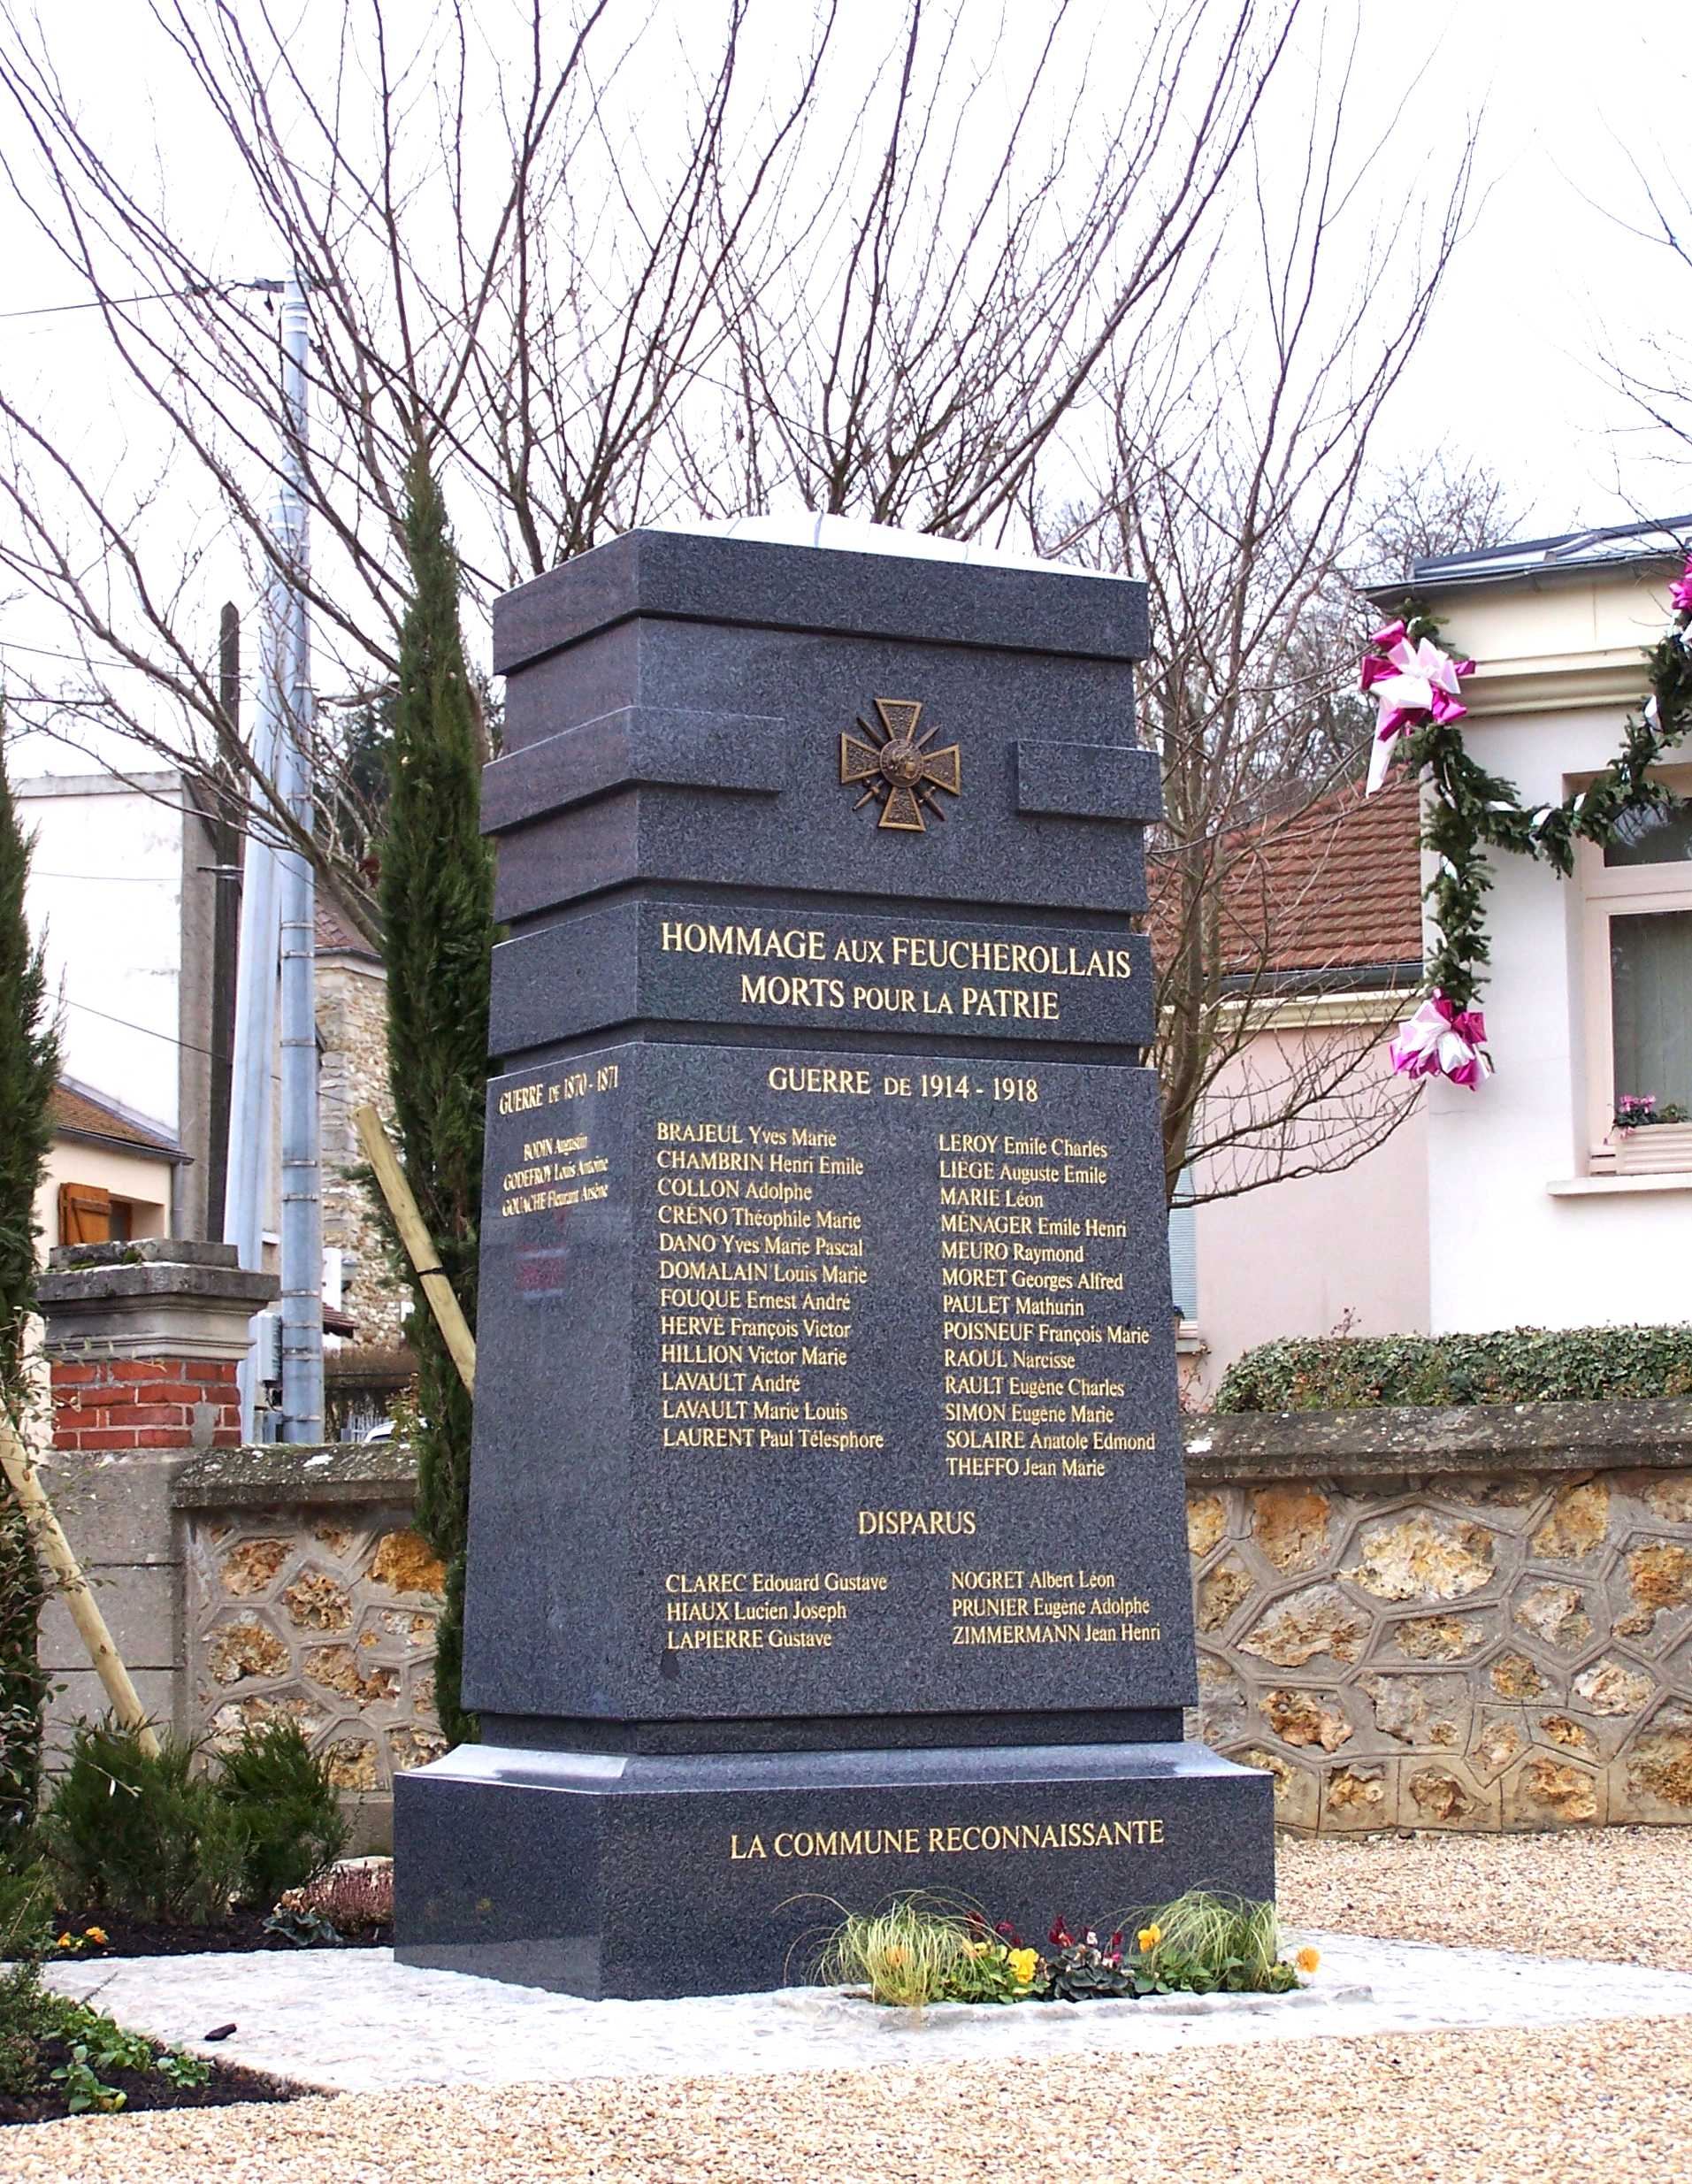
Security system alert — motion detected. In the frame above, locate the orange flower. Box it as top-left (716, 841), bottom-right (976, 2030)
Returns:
top-left (1136, 1924), bottom-right (1162, 1952)
top-left (1295, 1945), bottom-right (1321, 1976)
top-left (84, 1927), bottom-right (109, 1946)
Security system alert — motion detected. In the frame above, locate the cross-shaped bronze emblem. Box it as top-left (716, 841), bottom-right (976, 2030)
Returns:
top-left (838, 698), bottom-right (961, 832)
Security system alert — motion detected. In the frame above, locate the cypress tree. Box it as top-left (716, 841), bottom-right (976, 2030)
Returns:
top-left (379, 455), bottom-right (495, 1744)
top-left (0, 706), bottom-right (60, 1835)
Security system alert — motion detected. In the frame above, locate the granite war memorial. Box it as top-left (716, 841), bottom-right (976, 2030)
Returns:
top-left (394, 519), bottom-right (1273, 1998)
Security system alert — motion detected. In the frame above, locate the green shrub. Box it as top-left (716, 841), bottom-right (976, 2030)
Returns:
top-left (39, 1722), bottom-right (247, 1927)
top-left (0, 1960), bottom-right (44, 2096)
top-left (0, 1854), bottom-right (54, 1960)
top-left (218, 1720), bottom-right (349, 1911)
top-left (1213, 1324), bottom-right (1692, 1414)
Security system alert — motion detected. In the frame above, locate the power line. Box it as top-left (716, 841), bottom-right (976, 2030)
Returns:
top-left (0, 277), bottom-right (285, 324)
top-left (61, 992), bottom-right (270, 1077)
top-left (1, 637), bottom-right (254, 677)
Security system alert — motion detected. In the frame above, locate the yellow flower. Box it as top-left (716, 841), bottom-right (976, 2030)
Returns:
top-left (962, 1939), bottom-right (984, 1958)
top-left (1296, 1945), bottom-right (1321, 1976)
top-left (1007, 1947), bottom-right (1038, 1984)
top-left (1137, 1924), bottom-right (1162, 1952)
top-left (884, 1945), bottom-right (907, 1970)
top-left (84, 1927), bottom-right (109, 1946)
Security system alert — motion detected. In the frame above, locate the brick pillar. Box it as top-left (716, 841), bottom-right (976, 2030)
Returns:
top-left (34, 1242), bottom-right (279, 1745)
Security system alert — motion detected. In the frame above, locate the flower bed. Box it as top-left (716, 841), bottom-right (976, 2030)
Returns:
top-left (813, 1891), bottom-right (1311, 2009)
top-left (0, 1958), bottom-right (300, 2126)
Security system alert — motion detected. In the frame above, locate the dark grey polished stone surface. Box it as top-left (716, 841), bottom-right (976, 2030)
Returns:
top-left (461, 1039), bottom-right (1195, 1727)
top-left (395, 525), bottom-right (1273, 2001)
top-left (492, 529), bottom-right (1150, 681)
top-left (488, 620), bottom-right (1150, 924)
top-left (489, 900), bottom-right (1153, 1062)
top-left (394, 1739), bottom-right (1274, 2000)
top-left (475, 1707), bottom-right (1184, 1754)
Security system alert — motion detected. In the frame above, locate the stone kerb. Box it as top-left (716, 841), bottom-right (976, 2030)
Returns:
top-left (174, 1444), bottom-right (446, 1851)
top-left (35, 1240), bottom-right (278, 1746)
top-left (1183, 1399), bottom-right (1692, 1833)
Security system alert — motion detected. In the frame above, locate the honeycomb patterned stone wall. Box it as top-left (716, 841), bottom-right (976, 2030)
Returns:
top-left (1186, 1401), bottom-right (1692, 1832)
top-left (175, 1446), bottom-right (445, 1847)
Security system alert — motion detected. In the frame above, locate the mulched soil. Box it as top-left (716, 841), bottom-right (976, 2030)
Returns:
top-left (0, 2035), bottom-right (302, 2127)
top-left (51, 1912), bottom-right (390, 1959)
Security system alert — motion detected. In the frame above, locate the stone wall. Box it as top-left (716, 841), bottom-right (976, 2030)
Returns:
top-left (317, 951), bottom-right (407, 1350)
top-left (92, 1397), bottom-right (1692, 1847)
top-left (1186, 1399), bottom-right (1692, 1832)
top-left (173, 1445), bottom-right (446, 1850)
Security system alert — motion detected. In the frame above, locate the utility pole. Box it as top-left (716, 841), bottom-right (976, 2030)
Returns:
top-left (276, 271), bottom-right (324, 1444)
top-left (203, 602), bottom-right (242, 1245)
top-left (225, 569), bottom-right (282, 1441)
top-left (223, 271), bottom-right (322, 1444)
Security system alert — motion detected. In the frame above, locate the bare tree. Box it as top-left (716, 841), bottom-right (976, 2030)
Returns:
top-left (0, 0), bottom-right (838, 935)
top-left (1031, 21), bottom-right (1492, 1207)
top-left (0, 0), bottom-right (1303, 939)
top-left (685, 1), bottom-right (1299, 537)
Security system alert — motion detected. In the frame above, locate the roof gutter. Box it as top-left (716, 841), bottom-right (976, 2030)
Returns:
top-left (55, 1123), bottom-right (192, 1165)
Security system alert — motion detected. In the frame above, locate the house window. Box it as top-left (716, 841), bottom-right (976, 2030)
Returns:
top-left (1581, 777), bottom-right (1692, 1167)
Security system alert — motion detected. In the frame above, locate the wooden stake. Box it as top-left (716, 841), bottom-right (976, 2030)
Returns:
top-left (354, 1104), bottom-right (477, 1396)
top-left (0, 1406), bottom-right (161, 1759)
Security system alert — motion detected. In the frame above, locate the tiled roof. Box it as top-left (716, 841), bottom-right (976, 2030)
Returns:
top-left (1411, 512), bottom-right (1692, 588)
top-left (1151, 773), bottom-right (1424, 982)
top-left (315, 894), bottom-right (379, 961)
top-left (50, 1082), bottom-right (183, 1159)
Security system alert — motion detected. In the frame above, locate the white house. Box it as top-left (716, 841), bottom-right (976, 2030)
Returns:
top-left (18, 768), bottom-right (227, 1244)
top-left (1181, 516), bottom-right (1692, 1396)
top-left (1404, 519), bottom-right (1692, 1332)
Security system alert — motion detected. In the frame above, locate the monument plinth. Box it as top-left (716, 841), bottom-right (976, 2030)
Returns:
top-left (394, 519), bottom-right (1272, 1998)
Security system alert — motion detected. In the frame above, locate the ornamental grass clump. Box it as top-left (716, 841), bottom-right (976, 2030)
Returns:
top-left (1124, 1888), bottom-right (1291, 1994)
top-left (814, 1897), bottom-right (973, 2009)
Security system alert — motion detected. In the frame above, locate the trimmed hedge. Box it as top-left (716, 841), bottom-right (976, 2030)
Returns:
top-left (1212, 1326), bottom-right (1692, 1414)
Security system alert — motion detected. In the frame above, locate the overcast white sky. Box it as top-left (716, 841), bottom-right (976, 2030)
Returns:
top-left (2, 0), bottom-right (1690, 775)
top-left (1376, 3), bottom-right (1691, 534)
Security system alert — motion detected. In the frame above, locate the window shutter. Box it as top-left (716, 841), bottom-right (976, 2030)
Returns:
top-left (58, 1182), bottom-right (112, 1245)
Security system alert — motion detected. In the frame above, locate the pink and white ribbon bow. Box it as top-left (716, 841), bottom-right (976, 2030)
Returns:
top-left (1359, 621), bottom-right (1475, 794)
top-left (1389, 991), bottom-right (1492, 1090)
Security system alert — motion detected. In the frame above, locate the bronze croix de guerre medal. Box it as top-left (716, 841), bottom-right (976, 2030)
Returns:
top-left (839, 698), bottom-right (961, 832)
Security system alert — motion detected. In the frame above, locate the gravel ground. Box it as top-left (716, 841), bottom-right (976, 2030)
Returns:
top-left (1278, 1825), bottom-right (1692, 1970)
top-left (8, 1828), bottom-right (1692, 2183)
top-left (5, 2019), bottom-right (1690, 2184)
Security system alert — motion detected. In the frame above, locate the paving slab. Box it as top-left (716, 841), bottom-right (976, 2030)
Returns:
top-left (43, 1930), bottom-right (1692, 2096)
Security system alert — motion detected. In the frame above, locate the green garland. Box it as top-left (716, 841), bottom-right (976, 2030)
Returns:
top-left (1378, 594), bottom-right (1692, 1014)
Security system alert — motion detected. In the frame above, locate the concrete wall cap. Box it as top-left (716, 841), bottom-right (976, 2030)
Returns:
top-left (49, 1239), bottom-right (243, 1272)
top-left (37, 1260), bottom-right (279, 1309)
top-left (1184, 1395), bottom-right (1692, 1482)
top-left (173, 1441), bottom-right (418, 1510)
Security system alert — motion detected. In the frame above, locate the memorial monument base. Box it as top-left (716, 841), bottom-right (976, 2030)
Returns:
top-left (394, 1739), bottom-right (1274, 2000)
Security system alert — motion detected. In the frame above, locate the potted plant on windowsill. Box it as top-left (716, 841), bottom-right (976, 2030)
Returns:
top-left (1612, 1096), bottom-right (1692, 1176)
